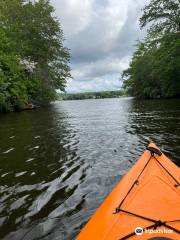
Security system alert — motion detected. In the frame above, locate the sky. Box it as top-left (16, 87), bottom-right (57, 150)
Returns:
top-left (51, 0), bottom-right (148, 93)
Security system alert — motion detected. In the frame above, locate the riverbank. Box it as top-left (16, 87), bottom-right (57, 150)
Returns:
top-left (58, 90), bottom-right (127, 101)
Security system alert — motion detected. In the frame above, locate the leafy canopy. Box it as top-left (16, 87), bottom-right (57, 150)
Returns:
top-left (122, 0), bottom-right (180, 98)
top-left (0, 0), bottom-right (71, 112)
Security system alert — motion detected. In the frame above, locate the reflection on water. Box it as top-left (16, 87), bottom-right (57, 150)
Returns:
top-left (129, 99), bottom-right (180, 164)
top-left (0, 98), bottom-right (179, 239)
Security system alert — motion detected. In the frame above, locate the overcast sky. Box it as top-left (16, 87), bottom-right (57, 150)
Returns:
top-left (51, 0), bottom-right (148, 93)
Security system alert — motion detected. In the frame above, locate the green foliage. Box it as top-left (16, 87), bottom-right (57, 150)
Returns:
top-left (0, 0), bottom-right (71, 112)
top-left (59, 90), bottom-right (126, 101)
top-left (140, 0), bottom-right (180, 34)
top-left (123, 0), bottom-right (180, 98)
top-left (0, 54), bottom-right (28, 112)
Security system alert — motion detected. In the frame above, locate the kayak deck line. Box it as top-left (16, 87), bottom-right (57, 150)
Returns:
top-left (77, 143), bottom-right (180, 240)
top-left (114, 147), bottom-right (154, 211)
top-left (113, 146), bottom-right (180, 239)
top-left (114, 145), bottom-right (179, 213)
top-left (119, 221), bottom-right (179, 240)
top-left (152, 155), bottom-right (179, 187)
top-left (116, 209), bottom-right (180, 239)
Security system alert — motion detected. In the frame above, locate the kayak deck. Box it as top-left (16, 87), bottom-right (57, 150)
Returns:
top-left (77, 143), bottom-right (180, 239)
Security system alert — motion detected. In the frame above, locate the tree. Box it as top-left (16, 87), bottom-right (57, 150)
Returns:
top-left (122, 0), bottom-right (180, 98)
top-left (140, 0), bottom-right (180, 34)
top-left (0, 0), bottom-right (71, 111)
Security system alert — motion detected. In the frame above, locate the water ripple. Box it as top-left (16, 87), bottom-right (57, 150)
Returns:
top-left (0, 98), bottom-right (179, 239)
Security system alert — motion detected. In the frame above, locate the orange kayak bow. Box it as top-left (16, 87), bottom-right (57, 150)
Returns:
top-left (77, 143), bottom-right (180, 239)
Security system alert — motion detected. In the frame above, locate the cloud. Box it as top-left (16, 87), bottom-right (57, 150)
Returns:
top-left (70, 56), bottom-right (129, 83)
top-left (51, 0), bottom-right (148, 92)
top-left (51, 0), bottom-right (93, 36)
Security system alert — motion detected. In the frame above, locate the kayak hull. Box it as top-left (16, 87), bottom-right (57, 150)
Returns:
top-left (76, 143), bottom-right (180, 240)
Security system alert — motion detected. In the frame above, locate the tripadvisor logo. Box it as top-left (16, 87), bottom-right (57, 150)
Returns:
top-left (135, 227), bottom-right (143, 235)
top-left (135, 226), bottom-right (173, 235)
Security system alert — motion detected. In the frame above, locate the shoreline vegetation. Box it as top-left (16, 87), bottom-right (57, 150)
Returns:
top-left (0, 0), bottom-right (71, 113)
top-left (58, 90), bottom-right (127, 101)
top-left (122, 0), bottom-right (180, 99)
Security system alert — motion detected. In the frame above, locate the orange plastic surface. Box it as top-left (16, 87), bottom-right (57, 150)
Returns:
top-left (76, 143), bottom-right (180, 240)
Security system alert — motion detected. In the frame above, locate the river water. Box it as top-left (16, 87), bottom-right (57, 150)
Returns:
top-left (0, 97), bottom-right (179, 240)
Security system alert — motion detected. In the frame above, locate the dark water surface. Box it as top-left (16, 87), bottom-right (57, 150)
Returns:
top-left (0, 98), bottom-right (180, 240)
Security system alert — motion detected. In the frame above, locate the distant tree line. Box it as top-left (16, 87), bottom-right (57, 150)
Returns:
top-left (0, 0), bottom-right (71, 112)
top-left (59, 90), bottom-right (126, 100)
top-left (122, 0), bottom-right (180, 98)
